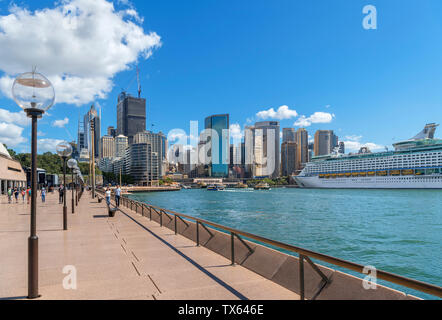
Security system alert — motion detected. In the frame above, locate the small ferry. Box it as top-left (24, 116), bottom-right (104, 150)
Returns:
top-left (207, 184), bottom-right (225, 191)
top-left (253, 182), bottom-right (271, 190)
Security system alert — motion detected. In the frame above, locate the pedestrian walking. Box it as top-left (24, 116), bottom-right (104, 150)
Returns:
top-left (14, 188), bottom-right (19, 203)
top-left (58, 185), bottom-right (64, 204)
top-left (7, 187), bottom-right (12, 203)
top-left (21, 188), bottom-right (25, 203)
top-left (27, 187), bottom-right (31, 204)
top-left (105, 187), bottom-right (111, 206)
top-left (41, 187), bottom-right (46, 203)
top-left (115, 185), bottom-right (121, 207)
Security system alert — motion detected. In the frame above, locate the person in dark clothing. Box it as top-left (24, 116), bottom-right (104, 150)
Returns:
top-left (58, 185), bottom-right (64, 204)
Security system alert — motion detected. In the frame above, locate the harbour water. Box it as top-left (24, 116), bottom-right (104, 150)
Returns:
top-left (128, 188), bottom-right (442, 299)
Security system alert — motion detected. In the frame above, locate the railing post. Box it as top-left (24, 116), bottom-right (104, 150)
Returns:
top-left (231, 232), bottom-right (235, 265)
top-left (174, 215), bottom-right (177, 234)
top-left (196, 221), bottom-right (199, 246)
top-left (149, 206), bottom-right (152, 221)
top-left (160, 211), bottom-right (162, 227)
top-left (299, 254), bottom-right (305, 300)
top-left (142, 204), bottom-right (144, 216)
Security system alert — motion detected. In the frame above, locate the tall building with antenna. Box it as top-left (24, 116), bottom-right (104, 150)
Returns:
top-left (84, 104), bottom-right (101, 159)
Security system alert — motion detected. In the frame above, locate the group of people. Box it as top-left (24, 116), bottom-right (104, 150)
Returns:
top-left (105, 185), bottom-right (122, 207)
top-left (5, 187), bottom-right (38, 204)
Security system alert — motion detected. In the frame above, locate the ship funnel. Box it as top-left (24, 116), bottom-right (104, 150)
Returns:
top-left (411, 123), bottom-right (439, 140)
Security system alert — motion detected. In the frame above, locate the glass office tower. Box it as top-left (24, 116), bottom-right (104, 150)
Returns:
top-left (204, 114), bottom-right (229, 177)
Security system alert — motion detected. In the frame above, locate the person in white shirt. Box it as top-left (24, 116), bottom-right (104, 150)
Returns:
top-left (105, 188), bottom-right (111, 206)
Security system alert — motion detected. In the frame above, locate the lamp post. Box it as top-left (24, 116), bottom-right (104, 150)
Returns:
top-left (12, 70), bottom-right (55, 299)
top-left (74, 168), bottom-right (79, 207)
top-left (56, 142), bottom-right (72, 230)
top-left (67, 159), bottom-right (77, 214)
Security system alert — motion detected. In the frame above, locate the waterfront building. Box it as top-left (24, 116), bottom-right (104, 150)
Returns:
top-left (281, 141), bottom-right (298, 176)
top-left (115, 134), bottom-right (129, 158)
top-left (204, 114), bottom-right (229, 178)
top-left (295, 128), bottom-right (309, 172)
top-left (112, 157), bottom-right (125, 177)
top-left (295, 123), bottom-right (442, 189)
top-left (0, 144), bottom-right (27, 194)
top-left (314, 130), bottom-right (338, 156)
top-left (83, 104), bottom-right (101, 159)
top-left (126, 143), bottom-right (159, 185)
top-left (282, 128), bottom-right (296, 143)
top-left (133, 131), bottom-right (167, 177)
top-left (100, 135), bottom-right (115, 159)
top-left (117, 91), bottom-right (146, 145)
top-left (98, 157), bottom-right (114, 173)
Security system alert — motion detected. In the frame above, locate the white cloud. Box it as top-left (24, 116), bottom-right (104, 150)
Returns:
top-left (230, 123), bottom-right (243, 140)
top-left (294, 112), bottom-right (335, 127)
top-left (38, 138), bottom-right (65, 153)
top-left (52, 117), bottom-right (69, 128)
top-left (0, 0), bottom-right (161, 106)
top-left (342, 135), bottom-right (384, 152)
top-left (0, 107), bottom-right (30, 126)
top-left (256, 105), bottom-right (298, 120)
top-left (0, 122), bottom-right (27, 147)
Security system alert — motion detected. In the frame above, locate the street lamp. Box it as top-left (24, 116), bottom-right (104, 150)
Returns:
top-left (74, 167), bottom-right (80, 207)
top-left (56, 142), bottom-right (72, 230)
top-left (12, 70), bottom-right (55, 299)
top-left (67, 159), bottom-right (77, 214)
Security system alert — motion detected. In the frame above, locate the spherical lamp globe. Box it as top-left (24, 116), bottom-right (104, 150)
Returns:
top-left (12, 71), bottom-right (55, 115)
top-left (56, 141), bottom-right (73, 158)
top-left (67, 158), bottom-right (78, 169)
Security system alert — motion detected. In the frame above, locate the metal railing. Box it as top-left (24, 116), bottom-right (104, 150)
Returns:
top-left (95, 189), bottom-right (442, 299)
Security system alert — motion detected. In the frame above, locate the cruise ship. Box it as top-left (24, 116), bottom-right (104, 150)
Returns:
top-left (294, 124), bottom-right (442, 189)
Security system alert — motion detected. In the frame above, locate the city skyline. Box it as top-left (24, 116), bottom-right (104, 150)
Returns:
top-left (1, 0), bottom-right (442, 154)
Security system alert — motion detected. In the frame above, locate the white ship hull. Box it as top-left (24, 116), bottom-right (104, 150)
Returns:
top-left (294, 175), bottom-right (442, 189)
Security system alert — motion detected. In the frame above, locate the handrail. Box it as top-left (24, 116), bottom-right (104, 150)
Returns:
top-left (95, 189), bottom-right (442, 298)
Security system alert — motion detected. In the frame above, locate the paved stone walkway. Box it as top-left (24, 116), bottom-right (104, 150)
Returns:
top-left (0, 191), bottom-right (299, 300)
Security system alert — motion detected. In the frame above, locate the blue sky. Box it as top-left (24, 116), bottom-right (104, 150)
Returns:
top-left (1, 0), bottom-right (442, 153)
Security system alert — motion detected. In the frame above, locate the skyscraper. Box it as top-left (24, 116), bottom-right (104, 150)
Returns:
top-left (115, 134), bottom-right (128, 158)
top-left (295, 128), bottom-right (309, 171)
top-left (314, 130), bottom-right (339, 156)
top-left (204, 114), bottom-right (229, 178)
top-left (107, 126), bottom-right (117, 138)
top-left (84, 104), bottom-right (100, 159)
top-left (250, 121), bottom-right (280, 178)
top-left (100, 135), bottom-right (115, 159)
top-left (117, 91), bottom-right (146, 145)
top-left (126, 143), bottom-right (159, 185)
top-left (282, 128), bottom-right (296, 143)
top-left (133, 131), bottom-right (167, 177)
top-left (281, 141), bottom-right (297, 176)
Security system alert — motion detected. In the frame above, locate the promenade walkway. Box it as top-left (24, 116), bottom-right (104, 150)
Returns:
top-left (0, 192), bottom-right (299, 300)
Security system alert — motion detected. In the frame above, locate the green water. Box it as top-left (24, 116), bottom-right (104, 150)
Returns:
top-left (128, 188), bottom-right (442, 299)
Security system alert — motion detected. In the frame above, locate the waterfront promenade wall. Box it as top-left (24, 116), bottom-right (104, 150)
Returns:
top-left (127, 200), bottom-right (420, 300)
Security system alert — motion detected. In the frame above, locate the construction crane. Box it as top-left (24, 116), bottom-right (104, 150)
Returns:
top-left (137, 66), bottom-right (141, 98)
top-left (120, 66), bottom-right (142, 98)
